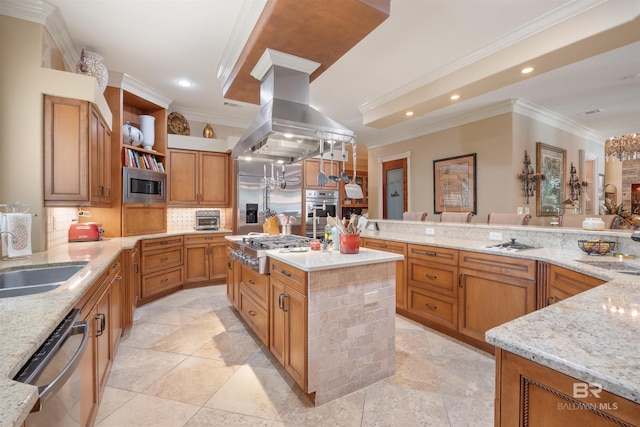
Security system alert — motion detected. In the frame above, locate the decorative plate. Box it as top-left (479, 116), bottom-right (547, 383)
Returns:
top-left (168, 112), bottom-right (190, 135)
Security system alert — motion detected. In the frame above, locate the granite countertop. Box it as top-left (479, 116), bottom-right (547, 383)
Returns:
top-left (0, 229), bottom-right (231, 427)
top-left (267, 247), bottom-right (403, 272)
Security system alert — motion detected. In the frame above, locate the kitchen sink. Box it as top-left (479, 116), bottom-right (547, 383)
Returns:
top-left (576, 260), bottom-right (640, 276)
top-left (0, 263), bottom-right (87, 298)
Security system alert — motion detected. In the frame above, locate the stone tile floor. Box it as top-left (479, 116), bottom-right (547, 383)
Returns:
top-left (95, 285), bottom-right (494, 426)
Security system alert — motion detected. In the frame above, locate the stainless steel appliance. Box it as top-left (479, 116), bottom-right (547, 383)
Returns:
top-left (195, 209), bottom-right (220, 230)
top-left (237, 159), bottom-right (303, 235)
top-left (229, 234), bottom-right (313, 274)
top-left (305, 189), bottom-right (339, 239)
top-left (122, 167), bottom-right (166, 204)
top-left (14, 309), bottom-right (89, 427)
top-left (232, 50), bottom-right (354, 164)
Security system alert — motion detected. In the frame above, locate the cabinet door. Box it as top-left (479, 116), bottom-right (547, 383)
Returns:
top-left (44, 95), bottom-right (89, 203)
top-left (284, 286), bottom-right (307, 390)
top-left (200, 152), bottom-right (229, 206)
top-left (459, 268), bottom-right (536, 343)
top-left (547, 264), bottom-right (604, 306)
top-left (122, 204), bottom-right (167, 236)
top-left (303, 159), bottom-right (339, 190)
top-left (185, 244), bottom-right (209, 283)
top-left (226, 247), bottom-right (238, 307)
top-left (168, 149), bottom-right (199, 205)
top-left (210, 240), bottom-right (228, 281)
top-left (361, 238), bottom-right (407, 310)
top-left (89, 107), bottom-right (111, 205)
top-left (270, 277), bottom-right (286, 365)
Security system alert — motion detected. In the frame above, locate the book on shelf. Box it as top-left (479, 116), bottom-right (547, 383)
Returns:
top-left (123, 147), bottom-right (164, 172)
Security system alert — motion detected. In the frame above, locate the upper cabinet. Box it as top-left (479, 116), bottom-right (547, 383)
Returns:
top-left (44, 95), bottom-right (112, 206)
top-left (303, 158), bottom-right (341, 190)
top-left (167, 148), bottom-right (230, 207)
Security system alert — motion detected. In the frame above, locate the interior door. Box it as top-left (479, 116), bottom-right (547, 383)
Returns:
top-left (382, 158), bottom-right (407, 219)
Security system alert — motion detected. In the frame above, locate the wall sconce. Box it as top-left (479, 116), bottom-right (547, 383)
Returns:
top-left (568, 162), bottom-right (589, 200)
top-left (517, 150), bottom-right (545, 204)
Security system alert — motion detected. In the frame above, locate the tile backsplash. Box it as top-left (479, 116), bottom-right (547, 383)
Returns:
top-left (167, 208), bottom-right (229, 232)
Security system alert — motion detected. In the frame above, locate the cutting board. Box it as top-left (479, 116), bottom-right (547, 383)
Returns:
top-left (263, 216), bottom-right (279, 235)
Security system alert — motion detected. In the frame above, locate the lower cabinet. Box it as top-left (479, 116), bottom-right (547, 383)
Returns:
top-left (361, 237), bottom-right (407, 310)
top-left (139, 236), bottom-right (183, 304)
top-left (78, 255), bottom-right (123, 427)
top-left (238, 264), bottom-right (270, 346)
top-left (184, 233), bottom-right (230, 286)
top-left (269, 259), bottom-right (307, 390)
top-left (544, 262), bottom-right (605, 306)
top-left (496, 349), bottom-right (640, 426)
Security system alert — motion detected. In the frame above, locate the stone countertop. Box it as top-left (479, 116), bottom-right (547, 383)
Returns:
top-left (267, 247), bottom-right (403, 272)
top-left (0, 229), bottom-right (231, 427)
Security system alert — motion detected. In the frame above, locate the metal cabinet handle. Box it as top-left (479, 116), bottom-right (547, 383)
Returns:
top-left (379, 244), bottom-right (387, 248)
top-left (95, 313), bottom-right (106, 337)
top-left (425, 303), bottom-right (437, 310)
top-left (278, 293), bottom-right (285, 310)
top-left (228, 260), bottom-right (232, 270)
top-left (133, 263), bottom-right (139, 275)
top-left (458, 274), bottom-right (463, 288)
top-left (281, 270), bottom-right (291, 277)
top-left (113, 262), bottom-right (121, 269)
top-left (425, 274), bottom-right (437, 280)
top-left (161, 278), bottom-right (169, 283)
top-left (248, 310), bottom-right (256, 317)
top-left (115, 275), bottom-right (122, 280)
top-left (161, 241), bottom-right (168, 245)
top-left (548, 296), bottom-right (555, 305)
top-left (282, 294), bottom-right (289, 312)
top-left (248, 279), bottom-right (256, 285)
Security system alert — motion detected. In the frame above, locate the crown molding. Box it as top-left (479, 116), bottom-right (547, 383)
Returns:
top-left (216, 0), bottom-right (267, 89)
top-left (0, 0), bottom-right (46, 23)
top-left (168, 104), bottom-right (251, 129)
top-left (108, 72), bottom-right (173, 109)
top-left (359, 0), bottom-right (605, 114)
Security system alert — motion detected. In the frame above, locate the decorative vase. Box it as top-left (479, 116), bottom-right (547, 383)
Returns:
top-left (140, 115), bottom-right (155, 150)
top-left (76, 49), bottom-right (108, 93)
top-left (203, 123), bottom-right (215, 139)
top-left (122, 121), bottom-right (143, 146)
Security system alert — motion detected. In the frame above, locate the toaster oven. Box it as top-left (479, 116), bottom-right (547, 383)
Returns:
top-left (195, 210), bottom-right (220, 230)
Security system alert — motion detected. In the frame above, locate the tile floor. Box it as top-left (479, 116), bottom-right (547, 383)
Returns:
top-left (95, 285), bottom-right (495, 426)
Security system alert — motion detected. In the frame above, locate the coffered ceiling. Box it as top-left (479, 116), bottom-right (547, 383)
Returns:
top-left (11, 0), bottom-right (640, 146)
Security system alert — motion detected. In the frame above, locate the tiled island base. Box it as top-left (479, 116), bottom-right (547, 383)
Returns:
top-left (307, 261), bottom-right (396, 405)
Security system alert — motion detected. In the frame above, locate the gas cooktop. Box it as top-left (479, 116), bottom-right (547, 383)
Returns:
top-left (242, 235), bottom-right (313, 250)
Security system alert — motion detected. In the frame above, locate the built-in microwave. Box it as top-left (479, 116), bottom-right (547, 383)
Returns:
top-left (122, 167), bottom-right (166, 204)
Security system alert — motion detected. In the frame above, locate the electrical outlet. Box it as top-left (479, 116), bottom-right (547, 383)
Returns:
top-left (425, 227), bottom-right (435, 235)
top-left (364, 291), bottom-right (378, 305)
top-left (489, 232), bottom-right (503, 241)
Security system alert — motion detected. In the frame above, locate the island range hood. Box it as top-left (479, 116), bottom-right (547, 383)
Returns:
top-left (231, 49), bottom-right (354, 164)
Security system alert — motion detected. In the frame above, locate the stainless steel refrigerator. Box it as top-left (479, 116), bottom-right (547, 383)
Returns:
top-left (236, 160), bottom-right (303, 235)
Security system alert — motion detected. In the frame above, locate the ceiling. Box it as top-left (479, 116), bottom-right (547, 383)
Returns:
top-left (43, 0), bottom-right (640, 147)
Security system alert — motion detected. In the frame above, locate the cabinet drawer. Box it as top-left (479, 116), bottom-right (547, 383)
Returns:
top-left (141, 266), bottom-right (183, 299)
top-left (408, 286), bottom-right (457, 331)
top-left (240, 266), bottom-right (269, 307)
top-left (141, 236), bottom-right (184, 252)
top-left (184, 233), bottom-right (228, 245)
top-left (459, 251), bottom-right (535, 281)
top-left (408, 258), bottom-right (458, 297)
top-left (239, 289), bottom-right (269, 346)
top-left (361, 238), bottom-right (407, 255)
top-left (269, 259), bottom-right (307, 296)
top-left (142, 247), bottom-right (183, 274)
top-left (408, 244), bottom-right (458, 266)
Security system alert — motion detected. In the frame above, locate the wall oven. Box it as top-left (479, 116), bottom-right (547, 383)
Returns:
top-left (13, 309), bottom-right (89, 427)
top-left (122, 167), bottom-right (166, 204)
top-left (305, 190), bottom-right (339, 239)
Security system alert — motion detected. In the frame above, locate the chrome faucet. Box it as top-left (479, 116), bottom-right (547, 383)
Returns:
top-left (0, 231), bottom-right (16, 243)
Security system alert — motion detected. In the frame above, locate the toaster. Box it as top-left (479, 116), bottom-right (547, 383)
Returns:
top-left (68, 222), bottom-right (104, 242)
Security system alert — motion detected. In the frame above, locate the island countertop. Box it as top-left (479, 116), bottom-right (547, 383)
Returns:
top-left (266, 247), bottom-right (403, 272)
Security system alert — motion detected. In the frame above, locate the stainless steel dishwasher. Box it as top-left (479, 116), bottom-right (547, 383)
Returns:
top-left (13, 308), bottom-right (89, 427)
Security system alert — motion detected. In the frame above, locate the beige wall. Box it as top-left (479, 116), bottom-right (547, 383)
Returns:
top-left (0, 16), bottom-right (108, 253)
top-left (367, 111), bottom-right (604, 225)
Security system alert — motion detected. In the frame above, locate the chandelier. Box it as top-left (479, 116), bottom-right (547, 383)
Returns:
top-left (605, 133), bottom-right (640, 161)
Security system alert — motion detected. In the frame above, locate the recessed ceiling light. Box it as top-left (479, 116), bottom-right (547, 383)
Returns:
top-left (405, 111), bottom-right (414, 117)
top-left (521, 67), bottom-right (534, 74)
top-left (177, 79), bottom-right (192, 87)
top-left (450, 94), bottom-right (460, 100)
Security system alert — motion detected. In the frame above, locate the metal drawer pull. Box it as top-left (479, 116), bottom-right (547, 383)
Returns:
top-left (161, 241), bottom-right (168, 245)
top-left (95, 313), bottom-right (106, 337)
top-left (113, 262), bottom-right (121, 269)
top-left (278, 293), bottom-right (285, 310)
top-left (248, 279), bottom-right (255, 285)
top-left (248, 310), bottom-right (256, 316)
top-left (282, 294), bottom-right (289, 312)
top-left (161, 278), bottom-right (169, 283)
top-left (379, 244), bottom-right (387, 248)
top-left (281, 270), bottom-right (291, 277)
top-left (160, 257), bottom-right (168, 261)
top-left (425, 303), bottom-right (437, 310)
top-left (425, 251), bottom-right (437, 256)
top-left (425, 274), bottom-right (437, 280)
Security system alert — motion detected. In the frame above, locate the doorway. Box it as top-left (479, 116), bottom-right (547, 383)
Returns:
top-left (382, 158), bottom-right (407, 219)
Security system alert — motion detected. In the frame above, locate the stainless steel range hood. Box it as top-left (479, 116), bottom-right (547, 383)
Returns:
top-left (232, 50), bottom-right (354, 164)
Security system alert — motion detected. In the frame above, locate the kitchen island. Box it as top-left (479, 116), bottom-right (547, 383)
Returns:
top-left (228, 239), bottom-right (403, 405)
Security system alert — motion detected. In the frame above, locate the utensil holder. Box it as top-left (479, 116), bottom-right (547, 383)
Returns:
top-left (281, 224), bottom-right (292, 235)
top-left (339, 233), bottom-right (360, 254)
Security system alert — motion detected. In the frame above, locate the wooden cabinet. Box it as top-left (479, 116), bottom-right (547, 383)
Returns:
top-left (139, 236), bottom-right (183, 304)
top-left (167, 149), bottom-right (230, 206)
top-left (303, 158), bottom-right (341, 190)
top-left (406, 244), bottom-right (459, 332)
top-left (495, 349), bottom-right (640, 426)
top-left (238, 264), bottom-right (270, 346)
top-left (78, 255), bottom-right (122, 427)
top-left (226, 244), bottom-right (240, 309)
top-left (44, 95), bottom-right (112, 206)
top-left (458, 251), bottom-right (536, 351)
top-left (122, 204), bottom-right (167, 237)
top-left (121, 242), bottom-right (139, 327)
top-left (184, 233), bottom-right (230, 285)
top-left (341, 172), bottom-right (368, 207)
top-left (361, 237), bottom-right (407, 310)
top-left (269, 259), bottom-right (307, 390)
top-left (543, 263), bottom-right (605, 307)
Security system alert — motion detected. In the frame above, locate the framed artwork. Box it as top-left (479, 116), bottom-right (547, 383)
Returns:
top-left (433, 153), bottom-right (477, 214)
top-left (536, 142), bottom-right (566, 216)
